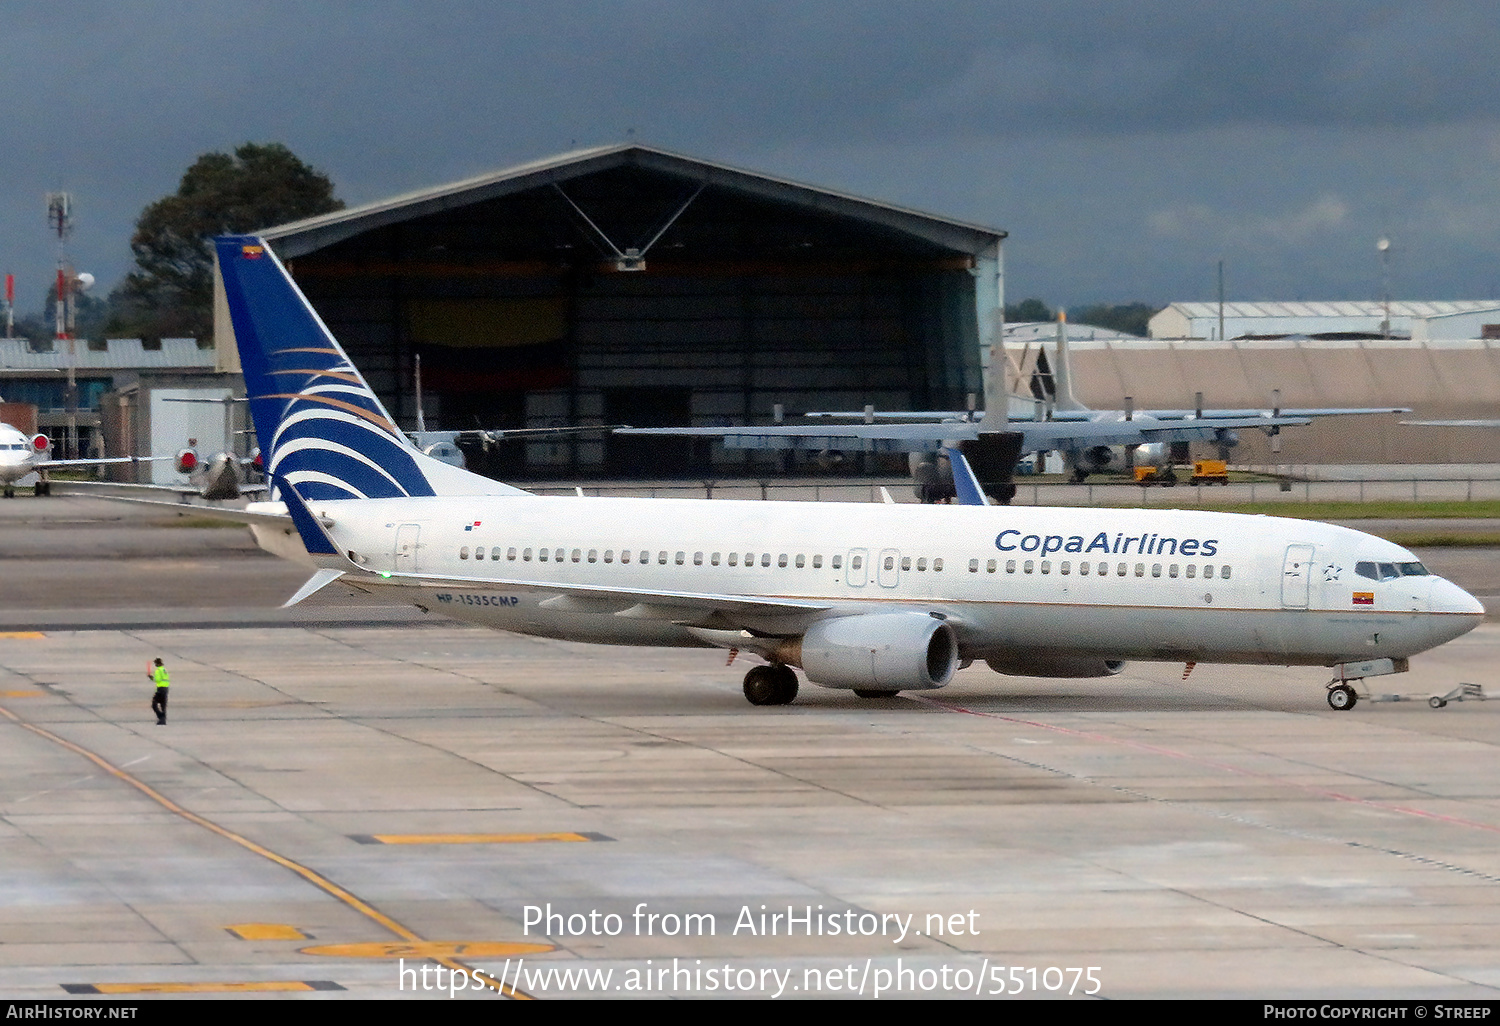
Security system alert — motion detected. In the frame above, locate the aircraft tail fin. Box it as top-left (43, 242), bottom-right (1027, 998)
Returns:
top-left (214, 236), bottom-right (527, 502)
top-left (1052, 310), bottom-right (1088, 412)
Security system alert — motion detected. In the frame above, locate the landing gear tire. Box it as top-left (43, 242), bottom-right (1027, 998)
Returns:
top-left (744, 664), bottom-right (798, 706)
top-left (852, 689), bottom-right (900, 699)
top-left (1429, 696), bottom-right (1447, 709)
top-left (1326, 684), bottom-right (1358, 711)
top-left (2, 487), bottom-right (12, 499)
top-left (33, 481), bottom-right (49, 497)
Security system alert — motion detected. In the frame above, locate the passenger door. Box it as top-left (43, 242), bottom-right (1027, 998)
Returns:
top-left (394, 524), bottom-right (421, 574)
top-left (1281, 544), bottom-right (1314, 608)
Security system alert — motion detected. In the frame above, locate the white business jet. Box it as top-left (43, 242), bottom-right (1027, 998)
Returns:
top-left (215, 235), bottom-right (1484, 710)
top-left (0, 420), bottom-right (162, 498)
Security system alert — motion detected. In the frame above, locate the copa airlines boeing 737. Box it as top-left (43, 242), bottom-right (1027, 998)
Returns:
top-left (215, 235), bottom-right (1484, 710)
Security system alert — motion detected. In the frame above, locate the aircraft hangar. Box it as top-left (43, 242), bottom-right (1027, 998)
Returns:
top-left (217, 145), bottom-right (1004, 479)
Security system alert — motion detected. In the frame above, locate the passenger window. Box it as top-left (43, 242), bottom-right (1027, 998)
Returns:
top-left (1169, 564), bottom-right (1179, 578)
top-left (831, 555), bottom-right (842, 569)
top-left (675, 551), bottom-right (686, 565)
top-left (728, 552), bottom-right (739, 566)
top-left (760, 553), bottom-right (771, 567)
top-left (813, 555), bottom-right (823, 568)
top-left (1024, 560), bottom-right (1034, 574)
top-left (604, 550), bottom-right (613, 563)
top-left (1079, 561), bottom-right (1090, 575)
top-left (1222, 565), bottom-right (1231, 579)
top-left (987, 559), bottom-right (997, 573)
top-left (694, 552), bottom-right (703, 566)
top-left (1005, 559), bottom-right (1015, 573)
top-left (901, 556), bottom-right (912, 571)
top-left (778, 554), bottom-right (788, 568)
top-left (916, 558), bottom-right (927, 572)
top-left (711, 552), bottom-right (720, 566)
top-left (1186, 564), bottom-right (1196, 578)
top-left (620, 550), bottom-right (630, 564)
top-left (1116, 563), bottom-right (1127, 577)
top-left (556, 549), bottom-right (565, 562)
top-left (1203, 564), bottom-right (1214, 579)
top-left (933, 558), bottom-right (943, 572)
top-left (588, 549), bottom-right (598, 563)
top-left (884, 556), bottom-right (895, 571)
top-left (1135, 563), bottom-right (1144, 577)
top-left (795, 554), bottom-right (805, 568)
top-left (746, 552), bottom-right (755, 566)
top-left (658, 551), bottom-right (667, 565)
top-left (1040, 560), bottom-right (1050, 574)
top-left (851, 555), bottom-right (863, 569)
top-left (460, 546), bottom-right (469, 560)
top-left (969, 559), bottom-right (979, 573)
top-left (1060, 561), bottom-right (1070, 575)
top-left (571, 549), bottom-right (581, 563)
top-left (1152, 564), bottom-right (1162, 578)
top-left (523, 547), bottom-right (532, 561)
top-left (539, 549), bottom-right (549, 562)
top-left (508, 547), bottom-right (518, 561)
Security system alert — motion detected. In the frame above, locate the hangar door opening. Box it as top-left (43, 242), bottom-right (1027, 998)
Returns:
top-left (604, 387), bottom-right (691, 476)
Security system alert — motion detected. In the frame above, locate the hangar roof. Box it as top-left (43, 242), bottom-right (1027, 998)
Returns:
top-left (260, 144), bottom-right (1005, 259)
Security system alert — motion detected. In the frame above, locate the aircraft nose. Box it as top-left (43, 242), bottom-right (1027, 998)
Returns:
top-left (1427, 578), bottom-right (1485, 642)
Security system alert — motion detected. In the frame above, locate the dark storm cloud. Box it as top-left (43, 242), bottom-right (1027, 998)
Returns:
top-left (0, 1), bottom-right (1497, 313)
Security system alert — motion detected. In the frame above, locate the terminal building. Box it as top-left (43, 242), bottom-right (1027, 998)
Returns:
top-left (227, 145), bottom-right (1006, 479)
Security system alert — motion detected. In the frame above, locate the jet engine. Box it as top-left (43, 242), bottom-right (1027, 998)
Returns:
top-left (175, 448), bottom-right (199, 474)
top-left (985, 654), bottom-right (1126, 678)
top-left (30, 434), bottom-right (48, 453)
top-left (777, 612), bottom-right (958, 690)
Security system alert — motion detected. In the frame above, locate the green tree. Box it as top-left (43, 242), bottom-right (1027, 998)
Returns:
top-left (109, 142), bottom-right (344, 339)
top-left (1072, 302), bottom-right (1160, 338)
top-left (1004, 298), bottom-right (1054, 323)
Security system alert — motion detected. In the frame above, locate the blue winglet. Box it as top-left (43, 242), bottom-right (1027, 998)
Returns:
top-left (945, 447), bottom-right (989, 506)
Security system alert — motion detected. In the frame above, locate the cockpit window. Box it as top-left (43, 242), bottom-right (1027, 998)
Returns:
top-left (1357, 560), bottom-right (1420, 582)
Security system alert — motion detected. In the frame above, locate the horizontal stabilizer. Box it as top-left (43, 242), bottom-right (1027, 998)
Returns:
top-left (283, 569), bottom-right (347, 608)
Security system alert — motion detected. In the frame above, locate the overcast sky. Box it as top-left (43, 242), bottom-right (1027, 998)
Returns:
top-left (3, 1), bottom-right (1498, 320)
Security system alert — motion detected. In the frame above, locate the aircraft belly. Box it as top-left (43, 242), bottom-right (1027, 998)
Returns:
top-left (961, 602), bottom-right (1434, 666)
top-left (414, 588), bottom-right (706, 647)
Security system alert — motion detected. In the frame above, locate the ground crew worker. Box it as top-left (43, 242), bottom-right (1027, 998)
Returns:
top-left (149, 657), bottom-right (170, 724)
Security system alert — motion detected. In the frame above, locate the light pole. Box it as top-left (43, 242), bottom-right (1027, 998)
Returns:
top-left (1377, 237), bottom-right (1392, 339)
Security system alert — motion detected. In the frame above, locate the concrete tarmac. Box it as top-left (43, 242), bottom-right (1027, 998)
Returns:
top-left (0, 496), bottom-right (1497, 1000)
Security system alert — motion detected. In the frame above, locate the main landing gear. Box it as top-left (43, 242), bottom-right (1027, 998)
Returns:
top-left (743, 664), bottom-right (798, 706)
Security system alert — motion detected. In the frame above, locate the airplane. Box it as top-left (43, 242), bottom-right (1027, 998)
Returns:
top-left (616, 313), bottom-right (1409, 502)
top-left (0, 419), bottom-right (165, 498)
top-left (211, 233), bottom-right (1484, 711)
top-left (58, 440), bottom-right (269, 503)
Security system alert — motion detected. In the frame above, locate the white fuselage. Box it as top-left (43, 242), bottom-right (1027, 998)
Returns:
top-left (0, 424), bottom-right (41, 485)
top-left (315, 496), bottom-right (1482, 668)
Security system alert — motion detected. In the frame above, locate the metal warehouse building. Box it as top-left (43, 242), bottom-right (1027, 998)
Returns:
top-left (218, 145), bottom-right (1005, 478)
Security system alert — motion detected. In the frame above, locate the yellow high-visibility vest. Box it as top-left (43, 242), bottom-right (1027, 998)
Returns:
top-left (153, 666), bottom-right (170, 688)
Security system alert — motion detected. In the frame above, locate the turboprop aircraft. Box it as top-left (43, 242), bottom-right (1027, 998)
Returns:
top-left (214, 234), bottom-right (1483, 710)
top-left (0, 420), bottom-right (163, 497)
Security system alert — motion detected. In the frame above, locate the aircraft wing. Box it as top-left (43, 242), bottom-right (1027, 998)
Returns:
top-left (55, 479), bottom-right (271, 499)
top-left (33, 455), bottom-right (171, 470)
top-left (615, 413), bottom-right (1314, 455)
top-left (46, 491), bottom-right (294, 526)
top-left (1401, 419), bottom-right (1500, 427)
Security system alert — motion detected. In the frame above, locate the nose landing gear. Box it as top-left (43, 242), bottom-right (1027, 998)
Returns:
top-left (743, 663), bottom-right (799, 706)
top-left (1326, 683), bottom-right (1358, 711)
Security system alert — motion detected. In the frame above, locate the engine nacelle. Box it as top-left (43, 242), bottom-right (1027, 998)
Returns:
top-left (1076, 445), bottom-right (1116, 473)
top-left (780, 612), bottom-right (958, 690)
top-left (985, 654), bottom-right (1126, 678)
top-left (30, 434), bottom-right (49, 453)
top-left (176, 448), bottom-right (198, 474)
